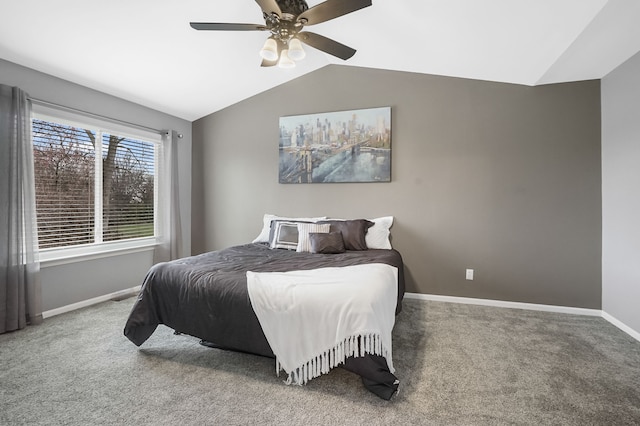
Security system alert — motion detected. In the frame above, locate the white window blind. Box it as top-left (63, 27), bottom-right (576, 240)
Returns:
top-left (101, 133), bottom-right (156, 242)
top-left (32, 119), bottom-right (96, 249)
top-left (32, 116), bottom-right (159, 252)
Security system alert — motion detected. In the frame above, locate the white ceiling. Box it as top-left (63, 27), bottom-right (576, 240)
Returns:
top-left (2, 0), bottom-right (640, 121)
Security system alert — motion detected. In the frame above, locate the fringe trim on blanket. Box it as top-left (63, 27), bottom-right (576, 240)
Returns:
top-left (276, 333), bottom-right (390, 386)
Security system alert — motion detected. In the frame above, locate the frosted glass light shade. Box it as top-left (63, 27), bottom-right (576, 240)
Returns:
top-left (278, 50), bottom-right (295, 68)
top-left (288, 38), bottom-right (306, 61)
top-left (260, 38), bottom-right (278, 61)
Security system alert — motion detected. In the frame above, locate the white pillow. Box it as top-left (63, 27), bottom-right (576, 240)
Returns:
top-left (365, 216), bottom-right (394, 249)
top-left (252, 214), bottom-right (327, 244)
top-left (296, 222), bottom-right (331, 253)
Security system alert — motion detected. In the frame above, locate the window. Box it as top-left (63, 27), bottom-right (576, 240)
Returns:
top-left (32, 110), bottom-right (162, 258)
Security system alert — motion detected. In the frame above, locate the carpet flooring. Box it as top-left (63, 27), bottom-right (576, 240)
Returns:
top-left (1, 298), bottom-right (639, 425)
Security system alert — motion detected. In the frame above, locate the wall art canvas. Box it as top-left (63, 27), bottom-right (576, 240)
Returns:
top-left (279, 106), bottom-right (391, 183)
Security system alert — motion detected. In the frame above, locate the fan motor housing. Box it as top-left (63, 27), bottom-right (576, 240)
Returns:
top-left (276, 0), bottom-right (309, 16)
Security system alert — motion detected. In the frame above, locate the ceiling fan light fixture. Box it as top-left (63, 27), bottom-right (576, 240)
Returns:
top-left (278, 49), bottom-right (296, 68)
top-left (191, 0), bottom-right (372, 67)
top-left (259, 37), bottom-right (279, 61)
top-left (287, 38), bottom-right (306, 61)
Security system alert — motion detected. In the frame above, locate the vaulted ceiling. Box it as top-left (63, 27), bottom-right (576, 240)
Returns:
top-left (2, 0), bottom-right (640, 121)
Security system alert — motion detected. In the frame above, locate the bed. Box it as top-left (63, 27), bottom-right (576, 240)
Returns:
top-left (124, 216), bottom-right (404, 400)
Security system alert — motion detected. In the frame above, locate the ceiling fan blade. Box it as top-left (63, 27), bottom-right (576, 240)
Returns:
top-left (298, 0), bottom-right (372, 25)
top-left (255, 0), bottom-right (282, 17)
top-left (298, 31), bottom-right (356, 60)
top-left (190, 22), bottom-right (267, 31)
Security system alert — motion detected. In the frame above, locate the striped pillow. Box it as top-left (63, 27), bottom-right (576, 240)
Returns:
top-left (296, 222), bottom-right (331, 253)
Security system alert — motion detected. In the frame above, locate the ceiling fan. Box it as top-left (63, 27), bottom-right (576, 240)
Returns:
top-left (190, 0), bottom-right (372, 68)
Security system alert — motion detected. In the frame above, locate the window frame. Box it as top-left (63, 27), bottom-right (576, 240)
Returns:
top-left (32, 105), bottom-right (163, 265)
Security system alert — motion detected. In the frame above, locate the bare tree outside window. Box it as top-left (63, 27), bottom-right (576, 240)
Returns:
top-left (32, 119), bottom-right (155, 249)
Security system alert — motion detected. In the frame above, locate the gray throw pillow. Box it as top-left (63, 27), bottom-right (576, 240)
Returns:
top-left (318, 219), bottom-right (373, 251)
top-left (309, 231), bottom-right (346, 254)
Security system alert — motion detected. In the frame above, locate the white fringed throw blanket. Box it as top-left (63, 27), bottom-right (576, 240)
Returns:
top-left (247, 263), bottom-right (398, 385)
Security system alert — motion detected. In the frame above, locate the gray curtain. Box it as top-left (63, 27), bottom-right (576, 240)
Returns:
top-left (0, 84), bottom-right (42, 333)
top-left (154, 130), bottom-right (183, 263)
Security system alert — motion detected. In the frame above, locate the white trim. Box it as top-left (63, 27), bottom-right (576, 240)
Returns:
top-left (601, 311), bottom-right (640, 342)
top-left (42, 285), bottom-right (141, 319)
top-left (31, 109), bottom-right (162, 258)
top-left (405, 292), bottom-right (640, 342)
top-left (95, 129), bottom-right (104, 244)
top-left (40, 239), bottom-right (156, 267)
top-left (405, 293), bottom-right (601, 316)
top-left (41, 288), bottom-right (640, 343)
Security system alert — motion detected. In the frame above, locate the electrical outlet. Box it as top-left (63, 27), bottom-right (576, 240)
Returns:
top-left (466, 269), bottom-right (474, 280)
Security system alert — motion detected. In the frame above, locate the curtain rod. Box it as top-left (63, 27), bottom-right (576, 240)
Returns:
top-left (29, 97), bottom-right (170, 136)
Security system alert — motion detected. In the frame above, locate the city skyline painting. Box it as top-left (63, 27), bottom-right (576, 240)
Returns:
top-left (278, 106), bottom-right (392, 183)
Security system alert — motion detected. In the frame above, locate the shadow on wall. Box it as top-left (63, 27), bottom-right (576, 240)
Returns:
top-left (403, 265), bottom-right (418, 296)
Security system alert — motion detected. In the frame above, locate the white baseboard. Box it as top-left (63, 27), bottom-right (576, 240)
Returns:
top-left (42, 286), bottom-right (141, 319)
top-left (41, 288), bottom-right (639, 343)
top-left (405, 293), bottom-right (602, 316)
top-left (601, 311), bottom-right (640, 342)
top-left (405, 293), bottom-right (640, 342)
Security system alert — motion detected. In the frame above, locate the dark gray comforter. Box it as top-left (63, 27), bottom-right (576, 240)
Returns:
top-left (124, 243), bottom-right (405, 399)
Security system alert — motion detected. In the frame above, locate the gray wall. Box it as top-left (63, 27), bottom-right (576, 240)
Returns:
top-left (192, 65), bottom-right (602, 309)
top-left (602, 51), bottom-right (640, 334)
top-left (1, 58), bottom-right (192, 311)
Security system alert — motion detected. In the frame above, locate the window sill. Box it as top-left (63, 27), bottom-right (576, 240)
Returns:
top-left (39, 238), bottom-right (158, 268)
